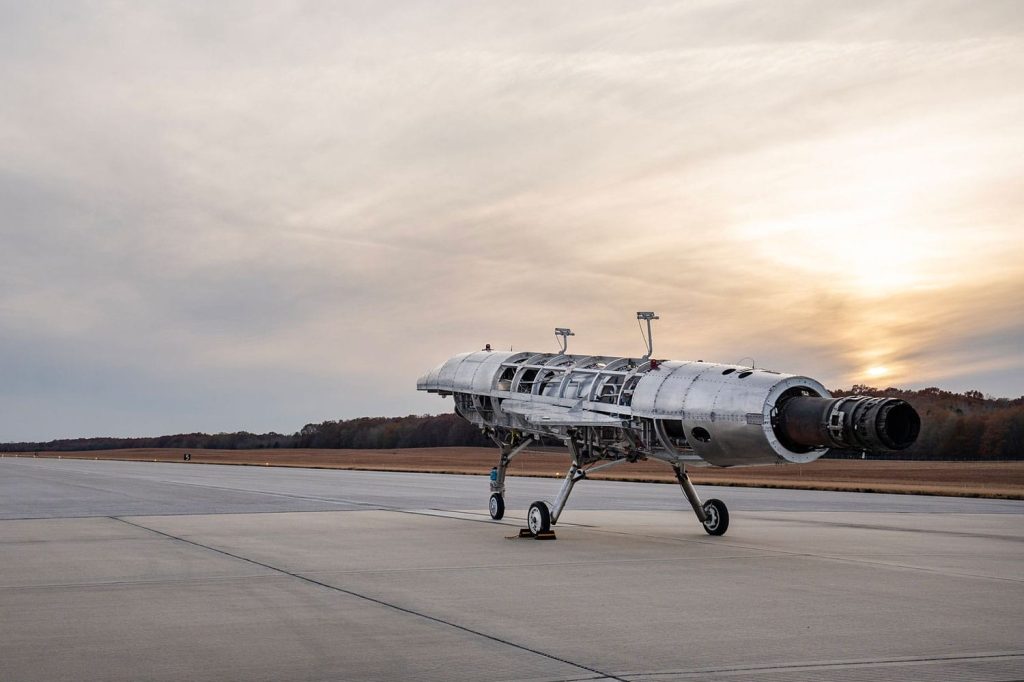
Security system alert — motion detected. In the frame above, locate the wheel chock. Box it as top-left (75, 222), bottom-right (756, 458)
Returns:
top-left (515, 528), bottom-right (557, 539)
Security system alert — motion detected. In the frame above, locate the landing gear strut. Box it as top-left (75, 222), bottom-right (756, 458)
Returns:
top-left (487, 434), bottom-right (533, 520)
top-left (522, 437), bottom-right (627, 538)
top-left (489, 429), bottom-right (630, 539)
top-left (673, 464), bottom-right (729, 536)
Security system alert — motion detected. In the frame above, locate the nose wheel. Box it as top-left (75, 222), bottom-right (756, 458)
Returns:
top-left (488, 493), bottom-right (505, 520)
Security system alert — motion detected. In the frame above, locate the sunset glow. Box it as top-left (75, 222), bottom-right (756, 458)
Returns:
top-left (0, 3), bottom-right (1022, 440)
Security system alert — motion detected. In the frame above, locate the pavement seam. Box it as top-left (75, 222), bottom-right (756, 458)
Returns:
top-left (0, 573), bottom-right (282, 591)
top-left (621, 651), bottom-right (1024, 678)
top-left (111, 516), bottom-right (628, 682)
top-left (298, 554), bottom-right (768, 577)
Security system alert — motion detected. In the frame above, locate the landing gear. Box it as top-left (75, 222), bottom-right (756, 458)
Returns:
top-left (487, 428), bottom-right (628, 539)
top-left (527, 501), bottom-right (551, 536)
top-left (489, 493), bottom-right (505, 520)
top-left (520, 437), bottom-right (627, 538)
top-left (486, 433), bottom-right (533, 522)
top-left (673, 464), bottom-right (730, 536)
top-left (701, 498), bottom-right (729, 536)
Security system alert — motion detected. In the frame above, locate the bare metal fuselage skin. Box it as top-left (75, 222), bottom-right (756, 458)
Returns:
top-left (419, 347), bottom-right (919, 536)
top-left (418, 350), bottom-right (831, 468)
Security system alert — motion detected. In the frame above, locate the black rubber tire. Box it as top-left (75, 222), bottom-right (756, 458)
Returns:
top-left (701, 499), bottom-right (729, 536)
top-left (489, 493), bottom-right (505, 520)
top-left (527, 501), bottom-right (551, 536)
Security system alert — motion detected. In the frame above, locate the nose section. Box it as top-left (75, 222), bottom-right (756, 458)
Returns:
top-left (775, 396), bottom-right (921, 452)
top-left (416, 361), bottom-right (447, 391)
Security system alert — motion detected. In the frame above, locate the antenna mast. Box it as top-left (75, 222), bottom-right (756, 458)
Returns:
top-left (554, 327), bottom-right (574, 354)
top-left (637, 312), bottom-right (659, 359)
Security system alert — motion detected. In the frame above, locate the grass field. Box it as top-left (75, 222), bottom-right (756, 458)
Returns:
top-left (4, 447), bottom-right (1022, 499)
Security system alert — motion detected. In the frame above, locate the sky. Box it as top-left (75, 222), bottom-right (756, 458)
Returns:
top-left (1, 1), bottom-right (1022, 441)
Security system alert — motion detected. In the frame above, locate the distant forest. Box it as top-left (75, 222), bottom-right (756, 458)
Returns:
top-left (2, 387), bottom-right (1022, 460)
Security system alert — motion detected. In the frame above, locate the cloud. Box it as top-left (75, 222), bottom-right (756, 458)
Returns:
top-left (1, 1), bottom-right (1022, 439)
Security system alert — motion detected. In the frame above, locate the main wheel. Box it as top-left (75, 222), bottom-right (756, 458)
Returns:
top-left (489, 493), bottom-right (505, 520)
top-left (527, 501), bottom-right (551, 536)
top-left (701, 499), bottom-right (729, 536)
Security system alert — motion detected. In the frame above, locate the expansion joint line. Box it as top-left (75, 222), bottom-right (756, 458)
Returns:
top-left (111, 517), bottom-right (626, 682)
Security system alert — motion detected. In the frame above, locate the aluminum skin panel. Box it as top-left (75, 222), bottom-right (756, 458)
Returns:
top-left (433, 353), bottom-right (471, 391)
top-left (631, 364), bottom-right (830, 466)
top-left (451, 354), bottom-right (484, 393)
top-left (679, 369), bottom-right (782, 466)
top-left (470, 352), bottom-right (519, 393)
top-left (629, 361), bottom-right (705, 415)
top-left (418, 351), bottom-right (525, 393)
top-left (448, 351), bottom-right (517, 393)
top-left (416, 353), bottom-right (469, 392)
top-left (414, 365), bottom-right (440, 391)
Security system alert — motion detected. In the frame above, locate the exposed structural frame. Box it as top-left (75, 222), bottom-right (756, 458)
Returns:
top-left (418, 313), bottom-right (920, 539)
top-left (483, 411), bottom-right (728, 538)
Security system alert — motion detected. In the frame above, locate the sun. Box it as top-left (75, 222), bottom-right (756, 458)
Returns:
top-left (865, 366), bottom-right (889, 379)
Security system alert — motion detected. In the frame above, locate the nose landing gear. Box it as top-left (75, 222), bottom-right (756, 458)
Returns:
top-left (486, 434), bottom-right (533, 521)
top-left (489, 493), bottom-right (505, 520)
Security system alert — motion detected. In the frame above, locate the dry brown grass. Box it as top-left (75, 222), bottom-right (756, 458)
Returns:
top-left (4, 447), bottom-right (1022, 499)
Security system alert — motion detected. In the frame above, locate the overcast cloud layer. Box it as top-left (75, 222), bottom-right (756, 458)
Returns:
top-left (2, 1), bottom-right (1022, 440)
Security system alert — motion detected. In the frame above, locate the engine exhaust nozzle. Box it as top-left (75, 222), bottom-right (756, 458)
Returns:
top-left (776, 395), bottom-right (921, 452)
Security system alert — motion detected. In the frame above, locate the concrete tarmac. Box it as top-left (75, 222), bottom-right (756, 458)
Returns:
top-left (1, 457), bottom-right (1022, 681)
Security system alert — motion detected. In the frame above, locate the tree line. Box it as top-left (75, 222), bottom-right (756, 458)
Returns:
top-left (2, 387), bottom-right (1022, 459)
top-left (0, 413), bottom-right (489, 453)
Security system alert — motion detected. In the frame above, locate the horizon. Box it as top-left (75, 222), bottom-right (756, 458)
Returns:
top-left (2, 381), bottom-right (1017, 444)
top-left (2, 2), bottom-right (1022, 441)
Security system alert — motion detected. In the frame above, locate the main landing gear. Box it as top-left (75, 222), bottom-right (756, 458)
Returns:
top-left (520, 448), bottom-right (601, 539)
top-left (491, 434), bottom-right (628, 539)
top-left (486, 431), bottom-right (730, 538)
top-left (512, 459), bottom-right (729, 538)
top-left (673, 463), bottom-right (729, 536)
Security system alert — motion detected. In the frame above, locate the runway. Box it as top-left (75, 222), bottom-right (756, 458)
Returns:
top-left (2, 458), bottom-right (1023, 681)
